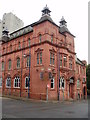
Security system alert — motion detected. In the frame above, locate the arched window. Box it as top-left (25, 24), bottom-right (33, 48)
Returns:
top-left (17, 57), bottom-right (20, 68)
top-left (59, 77), bottom-right (65, 89)
top-left (14, 76), bottom-right (20, 88)
top-left (2, 61), bottom-right (4, 71)
top-left (6, 77), bottom-right (11, 87)
top-left (25, 76), bottom-right (29, 88)
top-left (8, 59), bottom-right (11, 70)
top-left (0, 77), bottom-right (2, 87)
top-left (51, 78), bottom-right (54, 89)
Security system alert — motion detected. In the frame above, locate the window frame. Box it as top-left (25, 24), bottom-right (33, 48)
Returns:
top-left (59, 77), bottom-right (65, 89)
top-left (6, 77), bottom-right (11, 88)
top-left (14, 76), bottom-right (20, 88)
top-left (8, 59), bottom-right (11, 70)
top-left (51, 78), bottom-right (55, 89)
top-left (25, 76), bottom-right (29, 88)
top-left (63, 56), bottom-right (67, 67)
top-left (39, 34), bottom-right (42, 43)
top-left (17, 57), bottom-right (20, 68)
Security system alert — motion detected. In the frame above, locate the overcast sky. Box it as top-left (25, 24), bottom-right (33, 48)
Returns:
top-left (0, 0), bottom-right (89, 63)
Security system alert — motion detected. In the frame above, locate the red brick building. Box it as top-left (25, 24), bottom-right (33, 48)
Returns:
top-left (0, 5), bottom-right (87, 100)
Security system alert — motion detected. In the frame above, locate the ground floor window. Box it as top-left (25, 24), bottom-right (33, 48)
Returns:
top-left (25, 76), bottom-right (29, 88)
top-left (14, 76), bottom-right (20, 88)
top-left (59, 77), bottom-right (65, 89)
top-left (0, 77), bottom-right (2, 87)
top-left (6, 77), bottom-right (11, 87)
top-left (51, 78), bottom-right (54, 89)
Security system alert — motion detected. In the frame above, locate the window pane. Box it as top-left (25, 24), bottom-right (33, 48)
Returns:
top-left (2, 62), bottom-right (4, 70)
top-left (17, 58), bottom-right (20, 68)
top-left (39, 34), bottom-right (41, 43)
top-left (51, 78), bottom-right (54, 88)
top-left (37, 53), bottom-right (39, 64)
top-left (14, 77), bottom-right (20, 87)
top-left (0, 77), bottom-right (2, 87)
top-left (25, 77), bottom-right (29, 88)
top-left (51, 35), bottom-right (53, 43)
top-left (9, 60), bottom-right (11, 70)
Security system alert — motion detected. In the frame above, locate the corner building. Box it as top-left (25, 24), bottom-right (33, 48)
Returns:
top-left (0, 6), bottom-right (87, 100)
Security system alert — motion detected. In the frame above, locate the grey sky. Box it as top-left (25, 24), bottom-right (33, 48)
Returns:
top-left (0, 0), bottom-right (88, 63)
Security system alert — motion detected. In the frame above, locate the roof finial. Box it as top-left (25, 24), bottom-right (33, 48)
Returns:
top-left (60, 16), bottom-right (67, 27)
top-left (42, 5), bottom-right (51, 16)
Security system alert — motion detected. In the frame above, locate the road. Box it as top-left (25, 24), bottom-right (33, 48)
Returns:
top-left (1, 97), bottom-right (89, 118)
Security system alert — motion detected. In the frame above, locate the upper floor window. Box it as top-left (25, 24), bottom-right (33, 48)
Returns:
top-left (63, 56), bottom-right (67, 67)
top-left (14, 76), bottom-right (20, 88)
top-left (77, 79), bottom-right (80, 88)
top-left (8, 59), bottom-right (11, 70)
top-left (18, 42), bottom-right (21, 49)
top-left (17, 58), bottom-right (20, 68)
top-left (51, 78), bottom-right (54, 89)
top-left (28, 38), bottom-right (31, 47)
top-left (69, 58), bottom-right (73, 69)
top-left (2, 61), bottom-right (4, 71)
top-left (39, 34), bottom-right (42, 43)
top-left (60, 54), bottom-right (62, 67)
top-left (0, 77), bottom-right (2, 87)
top-left (51, 35), bottom-right (53, 43)
top-left (25, 76), bottom-right (29, 88)
top-left (50, 52), bottom-right (55, 65)
top-left (40, 52), bottom-right (42, 64)
top-left (37, 52), bottom-right (42, 65)
top-left (6, 77), bottom-right (11, 87)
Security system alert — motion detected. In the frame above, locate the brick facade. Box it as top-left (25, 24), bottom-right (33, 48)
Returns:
top-left (0, 6), bottom-right (87, 100)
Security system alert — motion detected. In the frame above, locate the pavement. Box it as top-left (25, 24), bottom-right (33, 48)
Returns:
top-left (1, 96), bottom-right (89, 118)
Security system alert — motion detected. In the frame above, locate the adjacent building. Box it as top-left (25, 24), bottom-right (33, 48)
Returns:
top-left (0, 5), bottom-right (87, 100)
top-left (0, 12), bottom-right (24, 38)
